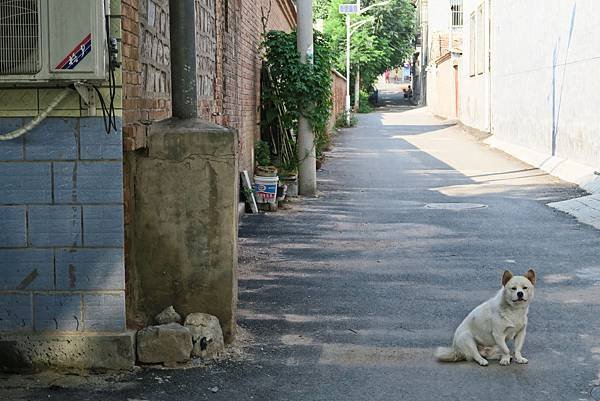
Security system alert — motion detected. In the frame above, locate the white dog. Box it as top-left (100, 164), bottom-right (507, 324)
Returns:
top-left (435, 269), bottom-right (536, 366)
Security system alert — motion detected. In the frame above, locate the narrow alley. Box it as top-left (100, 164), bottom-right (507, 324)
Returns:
top-left (7, 87), bottom-right (600, 401)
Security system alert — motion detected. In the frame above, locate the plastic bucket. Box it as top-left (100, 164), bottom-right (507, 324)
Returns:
top-left (254, 176), bottom-right (279, 205)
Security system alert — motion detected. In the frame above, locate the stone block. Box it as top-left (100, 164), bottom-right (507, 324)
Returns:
top-left (155, 305), bottom-right (181, 325)
top-left (83, 293), bottom-right (126, 332)
top-left (82, 205), bottom-right (124, 247)
top-left (0, 294), bottom-right (32, 331)
top-left (136, 323), bottom-right (193, 364)
top-left (25, 118), bottom-right (77, 160)
top-left (0, 249), bottom-right (54, 291)
top-left (34, 294), bottom-right (82, 332)
top-left (0, 118), bottom-right (24, 160)
top-left (80, 117), bottom-right (123, 160)
top-left (55, 248), bottom-right (124, 290)
top-left (54, 162), bottom-right (123, 204)
top-left (0, 163), bottom-right (52, 204)
top-left (0, 206), bottom-right (27, 247)
top-left (184, 313), bottom-right (224, 358)
top-left (28, 206), bottom-right (82, 247)
top-left (0, 331), bottom-right (135, 372)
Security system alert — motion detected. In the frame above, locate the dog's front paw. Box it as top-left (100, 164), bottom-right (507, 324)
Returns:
top-left (476, 358), bottom-right (488, 366)
top-left (514, 354), bottom-right (528, 364)
top-left (499, 355), bottom-right (511, 366)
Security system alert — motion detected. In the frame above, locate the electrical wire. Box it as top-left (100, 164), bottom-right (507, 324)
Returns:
top-left (92, 14), bottom-right (119, 135)
top-left (1, 10), bottom-right (118, 139)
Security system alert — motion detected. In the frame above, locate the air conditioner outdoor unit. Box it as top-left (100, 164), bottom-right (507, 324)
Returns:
top-left (0, 0), bottom-right (107, 85)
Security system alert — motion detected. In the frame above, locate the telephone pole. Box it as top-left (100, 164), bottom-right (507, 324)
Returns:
top-left (297, 0), bottom-right (316, 195)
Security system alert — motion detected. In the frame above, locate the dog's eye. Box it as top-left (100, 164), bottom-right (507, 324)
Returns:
top-left (523, 287), bottom-right (528, 290)
top-left (511, 287), bottom-right (517, 290)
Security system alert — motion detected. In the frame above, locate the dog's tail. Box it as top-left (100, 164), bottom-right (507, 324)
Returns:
top-left (435, 346), bottom-right (464, 362)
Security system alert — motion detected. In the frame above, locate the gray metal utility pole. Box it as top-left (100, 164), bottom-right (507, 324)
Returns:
top-left (345, 13), bottom-right (351, 124)
top-left (354, 66), bottom-right (360, 110)
top-left (169, 0), bottom-right (198, 119)
top-left (296, 0), bottom-right (316, 195)
top-left (340, 1), bottom-right (388, 118)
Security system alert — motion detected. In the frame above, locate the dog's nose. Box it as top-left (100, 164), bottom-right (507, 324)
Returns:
top-left (517, 291), bottom-right (524, 298)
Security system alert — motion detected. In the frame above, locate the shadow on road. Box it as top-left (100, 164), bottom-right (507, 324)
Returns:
top-left (3, 89), bottom-right (600, 401)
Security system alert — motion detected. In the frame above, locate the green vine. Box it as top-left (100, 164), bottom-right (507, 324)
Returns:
top-left (261, 30), bottom-right (334, 171)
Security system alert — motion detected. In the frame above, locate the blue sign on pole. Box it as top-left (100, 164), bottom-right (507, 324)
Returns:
top-left (339, 3), bottom-right (359, 14)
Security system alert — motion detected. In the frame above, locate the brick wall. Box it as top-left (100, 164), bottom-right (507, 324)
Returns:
top-left (235, 0), bottom-right (296, 172)
top-left (201, 0), bottom-right (297, 172)
top-left (121, 0), bottom-right (296, 165)
top-left (122, 0), bottom-right (295, 326)
top-left (330, 70), bottom-right (347, 130)
top-left (121, 0), bottom-right (171, 152)
top-left (0, 1), bottom-right (125, 334)
top-left (120, 0), bottom-right (297, 328)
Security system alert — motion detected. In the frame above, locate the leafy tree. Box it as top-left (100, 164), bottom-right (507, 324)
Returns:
top-left (261, 30), bottom-right (334, 170)
top-left (318, 0), bottom-right (416, 92)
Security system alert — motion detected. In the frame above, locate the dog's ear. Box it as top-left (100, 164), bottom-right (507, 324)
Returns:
top-left (524, 269), bottom-right (536, 286)
top-left (502, 270), bottom-right (513, 286)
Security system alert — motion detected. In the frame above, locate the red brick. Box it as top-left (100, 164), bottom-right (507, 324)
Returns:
top-left (121, 0), bottom-right (299, 277)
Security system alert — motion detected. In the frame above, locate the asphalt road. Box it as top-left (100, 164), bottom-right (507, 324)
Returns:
top-left (4, 89), bottom-right (600, 401)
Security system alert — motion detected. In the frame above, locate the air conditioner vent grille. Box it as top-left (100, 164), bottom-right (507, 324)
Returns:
top-left (0, 0), bottom-right (40, 75)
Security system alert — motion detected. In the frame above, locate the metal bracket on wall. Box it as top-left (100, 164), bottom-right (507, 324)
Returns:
top-left (73, 82), bottom-right (97, 117)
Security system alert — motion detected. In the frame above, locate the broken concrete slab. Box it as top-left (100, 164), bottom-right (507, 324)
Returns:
top-left (136, 323), bottom-right (192, 364)
top-left (0, 332), bottom-right (136, 372)
top-left (548, 194), bottom-right (600, 230)
top-left (184, 313), bottom-right (224, 358)
top-left (155, 306), bottom-right (182, 325)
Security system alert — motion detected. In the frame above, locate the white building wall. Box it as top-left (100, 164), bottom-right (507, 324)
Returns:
top-left (426, 0), bottom-right (453, 48)
top-left (489, 0), bottom-right (600, 181)
top-left (432, 58), bottom-right (459, 119)
top-left (425, 0), bottom-right (454, 114)
top-left (459, 0), bottom-right (490, 132)
top-left (426, 63), bottom-right (439, 113)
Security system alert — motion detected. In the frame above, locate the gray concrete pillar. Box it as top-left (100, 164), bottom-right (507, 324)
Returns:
top-left (296, 0), bottom-right (317, 195)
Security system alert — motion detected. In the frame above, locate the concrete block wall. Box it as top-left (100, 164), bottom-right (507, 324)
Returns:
top-left (0, 117), bottom-right (126, 334)
top-left (0, 1), bottom-right (134, 372)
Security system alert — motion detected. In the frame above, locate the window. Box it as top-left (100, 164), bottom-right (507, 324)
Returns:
top-left (476, 4), bottom-right (485, 74)
top-left (451, 0), bottom-right (463, 27)
top-left (469, 12), bottom-right (476, 76)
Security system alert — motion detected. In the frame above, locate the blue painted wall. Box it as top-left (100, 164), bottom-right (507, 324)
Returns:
top-left (0, 117), bottom-right (126, 333)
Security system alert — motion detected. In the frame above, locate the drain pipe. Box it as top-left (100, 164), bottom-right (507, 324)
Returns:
top-left (169, 0), bottom-right (198, 119)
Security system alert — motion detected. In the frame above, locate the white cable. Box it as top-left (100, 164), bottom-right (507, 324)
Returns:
top-left (0, 87), bottom-right (73, 141)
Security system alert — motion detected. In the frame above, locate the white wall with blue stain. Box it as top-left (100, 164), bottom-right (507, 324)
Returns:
top-left (490, 0), bottom-right (600, 169)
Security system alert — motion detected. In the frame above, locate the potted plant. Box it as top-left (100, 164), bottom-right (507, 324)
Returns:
top-left (254, 140), bottom-right (279, 211)
top-left (278, 168), bottom-right (297, 198)
top-left (254, 140), bottom-right (278, 177)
